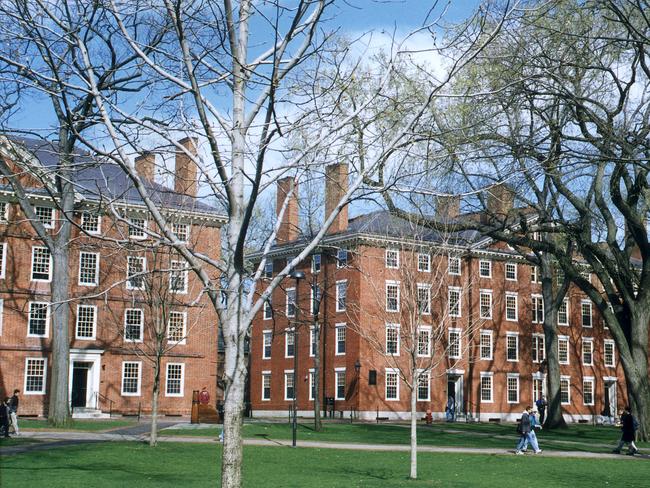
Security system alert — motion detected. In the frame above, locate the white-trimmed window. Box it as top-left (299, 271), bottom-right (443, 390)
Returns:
top-left (284, 371), bottom-right (295, 400)
top-left (0, 201), bottom-right (8, 222)
top-left (531, 265), bottom-right (541, 284)
top-left (167, 311), bottom-right (187, 344)
top-left (124, 308), bottom-right (143, 342)
top-left (309, 369), bottom-right (315, 400)
top-left (448, 328), bottom-right (461, 359)
top-left (479, 290), bottom-right (492, 319)
top-left (505, 293), bottom-right (518, 321)
top-left (336, 280), bottom-right (347, 312)
top-left (417, 326), bottom-right (431, 357)
top-left (28, 302), bottom-right (49, 337)
top-left (417, 284), bottom-right (431, 315)
top-left (285, 328), bottom-right (295, 358)
top-left (532, 373), bottom-right (546, 402)
top-left (480, 330), bottom-right (493, 360)
top-left (386, 323), bottom-right (400, 355)
top-left (479, 259), bottom-right (492, 278)
top-left (172, 223), bottom-right (189, 242)
top-left (336, 249), bottom-right (348, 268)
top-left (24, 358), bottom-right (47, 394)
top-left (311, 254), bottom-right (321, 273)
top-left (532, 334), bottom-right (545, 363)
top-left (532, 295), bottom-right (544, 323)
top-left (506, 332), bottom-right (519, 362)
top-left (385, 249), bottom-right (399, 269)
top-left (75, 304), bottom-right (96, 340)
top-left (262, 331), bottom-right (272, 359)
top-left (263, 260), bottom-right (273, 279)
top-left (505, 262), bottom-right (517, 281)
top-left (417, 371), bottom-right (430, 401)
top-left (418, 253), bottom-right (431, 272)
top-left (558, 298), bottom-right (569, 326)
top-left (263, 299), bottom-right (273, 320)
top-left (121, 361), bottom-right (142, 396)
top-left (128, 217), bottom-right (147, 239)
top-left (126, 256), bottom-right (146, 290)
top-left (286, 288), bottom-right (296, 317)
top-left (583, 377), bottom-right (595, 406)
top-left (448, 286), bottom-right (461, 317)
top-left (0, 242), bottom-right (6, 279)
top-left (560, 376), bottom-right (571, 405)
top-left (170, 261), bottom-right (188, 293)
top-left (582, 338), bottom-right (594, 366)
top-left (335, 324), bottom-right (346, 355)
top-left (507, 374), bottom-right (520, 404)
top-left (311, 284), bottom-right (321, 316)
top-left (386, 281), bottom-right (400, 312)
top-left (262, 372), bottom-right (271, 400)
top-left (581, 300), bottom-right (593, 328)
top-left (0, 299), bottom-right (3, 335)
top-left (165, 363), bottom-right (185, 397)
top-left (308, 327), bottom-right (317, 357)
top-left (80, 212), bottom-right (101, 234)
top-left (448, 256), bottom-right (461, 275)
top-left (385, 369), bottom-right (399, 400)
top-left (480, 372), bottom-right (493, 403)
top-left (31, 246), bottom-right (52, 282)
top-left (558, 336), bottom-right (569, 365)
top-left (78, 252), bottom-right (99, 286)
top-left (604, 339), bottom-right (616, 367)
top-left (35, 206), bottom-right (55, 228)
top-left (556, 268), bottom-right (565, 286)
top-left (335, 368), bottom-right (346, 400)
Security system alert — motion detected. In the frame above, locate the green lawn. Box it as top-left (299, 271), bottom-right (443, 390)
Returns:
top-left (19, 419), bottom-right (136, 432)
top-left (1, 441), bottom-right (649, 487)
top-left (0, 437), bottom-right (42, 447)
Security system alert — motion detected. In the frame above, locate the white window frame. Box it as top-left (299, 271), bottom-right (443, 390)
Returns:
top-left (308, 369), bottom-right (315, 401)
top-left (286, 287), bottom-right (296, 317)
top-left (169, 260), bottom-right (189, 294)
top-left (336, 249), bottom-right (348, 268)
top-left (385, 323), bottom-right (400, 356)
top-left (480, 372), bottom-right (494, 403)
top-left (284, 370), bottom-right (295, 401)
top-left (583, 376), bottom-right (595, 406)
top-left (78, 251), bottom-right (100, 286)
top-left (311, 284), bottom-right (321, 316)
top-left (418, 253), bottom-right (431, 272)
top-left (167, 311), bottom-right (187, 345)
top-left (262, 330), bottom-right (272, 359)
top-left (124, 308), bottom-right (144, 343)
top-left (35, 206), bottom-right (55, 229)
top-left (448, 286), bottom-right (462, 317)
top-left (126, 256), bottom-right (146, 290)
top-left (172, 222), bottom-right (190, 243)
top-left (311, 254), bottom-right (321, 273)
top-left (506, 373), bottom-right (520, 404)
top-left (531, 294), bottom-right (544, 324)
top-left (165, 363), bottom-right (185, 397)
top-left (0, 201), bottom-right (8, 222)
top-left (0, 242), bottom-right (7, 279)
top-left (557, 298), bottom-right (569, 326)
top-left (448, 327), bottom-right (462, 359)
top-left (604, 339), bottom-right (616, 368)
top-left (558, 335), bottom-right (570, 365)
top-left (479, 289), bottom-right (493, 319)
top-left (24, 358), bottom-right (47, 395)
top-left (417, 283), bottom-right (431, 315)
top-left (75, 304), bottom-right (97, 340)
top-left (263, 299), bottom-right (273, 320)
top-left (479, 330), bottom-right (493, 360)
top-left (582, 337), bottom-right (594, 366)
top-left (479, 259), bottom-right (492, 278)
top-left (448, 256), bottom-right (461, 276)
top-left (417, 370), bottom-right (430, 401)
top-left (335, 367), bottom-right (346, 400)
top-left (128, 217), bottom-right (147, 239)
top-left (263, 260), bottom-right (273, 279)
top-left (335, 324), bottom-right (346, 355)
top-left (385, 280), bottom-right (400, 313)
top-left (261, 372), bottom-right (271, 401)
top-left (417, 325), bottom-right (432, 357)
top-left (80, 212), bottom-right (102, 235)
top-left (385, 248), bottom-right (399, 269)
top-left (506, 332), bottom-right (519, 362)
top-left (121, 361), bottom-right (142, 396)
top-left (31, 246), bottom-right (52, 282)
top-left (532, 333), bottom-right (545, 363)
top-left (581, 300), bottom-right (593, 328)
top-left (385, 368), bottom-right (399, 401)
top-left (532, 372), bottom-right (547, 402)
top-left (285, 328), bottom-right (295, 358)
top-left (336, 280), bottom-right (347, 312)
top-left (505, 292), bottom-right (518, 321)
top-left (27, 302), bottom-right (50, 338)
top-left (560, 375), bottom-right (571, 405)
top-left (0, 298), bottom-right (3, 336)
top-left (531, 265), bottom-right (541, 284)
top-left (505, 262), bottom-right (517, 281)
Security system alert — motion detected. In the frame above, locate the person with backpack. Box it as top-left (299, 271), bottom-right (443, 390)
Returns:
top-left (613, 406), bottom-right (640, 455)
top-left (515, 406), bottom-right (542, 454)
top-left (535, 396), bottom-right (548, 425)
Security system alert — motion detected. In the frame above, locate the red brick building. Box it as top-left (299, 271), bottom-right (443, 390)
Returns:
top-left (249, 164), bottom-right (627, 422)
top-left (0, 137), bottom-right (225, 417)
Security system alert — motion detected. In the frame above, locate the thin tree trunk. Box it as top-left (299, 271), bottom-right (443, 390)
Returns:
top-left (410, 383), bottom-right (417, 480)
top-left (543, 327), bottom-right (566, 429)
top-left (618, 336), bottom-right (650, 441)
top-left (313, 323), bottom-right (322, 431)
top-left (150, 361), bottom-right (160, 447)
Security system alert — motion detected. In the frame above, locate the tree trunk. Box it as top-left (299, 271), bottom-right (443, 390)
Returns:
top-left (409, 383), bottom-right (417, 480)
top-left (313, 323), bottom-right (322, 431)
top-left (150, 361), bottom-right (160, 447)
top-left (543, 326), bottom-right (566, 429)
top-left (617, 333), bottom-right (650, 441)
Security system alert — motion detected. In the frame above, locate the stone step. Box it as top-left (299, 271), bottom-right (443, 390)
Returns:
top-left (72, 408), bottom-right (112, 419)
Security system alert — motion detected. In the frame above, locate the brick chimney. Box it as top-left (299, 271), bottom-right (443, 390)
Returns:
top-left (486, 184), bottom-right (514, 218)
top-left (325, 163), bottom-right (349, 234)
top-left (135, 151), bottom-right (155, 182)
top-left (276, 177), bottom-right (299, 243)
top-left (436, 195), bottom-right (460, 221)
top-left (175, 137), bottom-right (198, 197)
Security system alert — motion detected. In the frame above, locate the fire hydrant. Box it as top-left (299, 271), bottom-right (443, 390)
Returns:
top-left (425, 409), bottom-right (433, 425)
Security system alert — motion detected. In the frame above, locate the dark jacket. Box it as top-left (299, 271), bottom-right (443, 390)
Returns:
top-left (520, 411), bottom-right (531, 434)
top-left (0, 403), bottom-right (8, 421)
top-left (621, 412), bottom-right (637, 442)
top-left (8, 395), bottom-right (18, 414)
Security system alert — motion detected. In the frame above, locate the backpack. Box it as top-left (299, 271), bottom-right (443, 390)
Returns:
top-left (516, 422), bottom-right (523, 435)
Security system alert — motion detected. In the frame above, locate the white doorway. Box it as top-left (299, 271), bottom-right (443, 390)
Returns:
top-left (68, 349), bottom-right (103, 410)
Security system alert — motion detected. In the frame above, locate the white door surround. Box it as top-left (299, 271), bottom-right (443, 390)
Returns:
top-left (68, 349), bottom-right (103, 410)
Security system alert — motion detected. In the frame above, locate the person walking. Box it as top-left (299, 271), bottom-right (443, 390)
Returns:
top-left (0, 397), bottom-right (11, 438)
top-left (515, 406), bottom-right (532, 455)
top-left (535, 396), bottom-right (548, 425)
top-left (522, 408), bottom-right (543, 454)
top-left (8, 389), bottom-right (19, 435)
top-left (613, 406), bottom-right (640, 455)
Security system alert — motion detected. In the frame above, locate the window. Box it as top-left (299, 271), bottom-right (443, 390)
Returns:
top-left (448, 256), bottom-right (461, 275)
top-left (385, 369), bottom-right (399, 400)
top-left (165, 363), bottom-right (184, 397)
top-left (532, 295), bottom-right (544, 323)
top-left (532, 334), bottom-right (545, 363)
top-left (505, 293), bottom-right (518, 321)
top-left (121, 361), bottom-right (142, 396)
top-left (336, 249), bottom-right (348, 268)
top-left (531, 265), bottom-right (541, 284)
top-left (309, 370), bottom-right (315, 400)
top-left (81, 212), bottom-right (101, 234)
top-left (448, 328), bottom-right (461, 359)
top-left (263, 260), bottom-right (273, 279)
top-left (28, 302), bottom-right (49, 337)
top-left (169, 261), bottom-right (188, 293)
top-left (583, 377), bottom-right (595, 406)
top-left (418, 253), bottom-right (431, 272)
top-left (262, 331), bottom-right (272, 359)
top-left (558, 336), bottom-right (569, 364)
top-left (78, 252), bottom-right (99, 286)
top-left (285, 329), bottom-right (295, 358)
top-left (24, 358), bottom-right (47, 394)
top-left (310, 327), bottom-right (317, 357)
top-left (0, 242), bottom-right (6, 279)
top-left (75, 305), bottom-right (96, 340)
top-left (604, 340), bottom-right (616, 367)
top-left (582, 338), bottom-right (594, 366)
top-left (448, 287), bottom-right (461, 317)
top-left (335, 369), bottom-right (346, 400)
top-left (581, 300), bottom-right (593, 328)
top-left (262, 373), bottom-right (271, 400)
top-left (480, 373), bottom-right (493, 403)
top-left (284, 371), bottom-right (295, 400)
top-left (311, 284), bottom-right (321, 315)
top-left (479, 290), bottom-right (492, 319)
top-left (507, 374), bottom-right (519, 404)
top-left (532, 373), bottom-right (546, 402)
top-left (558, 298), bottom-right (569, 326)
top-left (172, 223), bottom-right (189, 242)
top-left (417, 326), bottom-right (431, 357)
top-left (556, 268), bottom-right (565, 286)
top-left (479, 259), bottom-right (492, 278)
top-left (286, 288), bottom-right (296, 317)
top-left (35, 206), bottom-right (55, 228)
top-left (386, 324), bottom-right (400, 355)
top-left (506, 333), bottom-right (519, 361)
top-left (124, 309), bottom-right (143, 342)
top-left (128, 217), bottom-right (147, 239)
top-left (31, 246), bottom-right (52, 281)
top-left (0, 299), bottom-right (3, 336)
top-left (417, 372), bottom-right (430, 401)
top-left (479, 330), bottom-right (493, 360)
top-left (336, 280), bottom-right (347, 312)
top-left (126, 256), bottom-right (146, 290)
top-left (505, 262), bottom-right (517, 281)
top-left (560, 376), bottom-right (571, 405)
top-left (385, 249), bottom-right (399, 268)
top-left (312, 254), bottom-right (321, 273)
top-left (0, 201), bottom-right (7, 222)
top-left (417, 284), bottom-right (431, 315)
top-left (167, 311), bottom-right (186, 344)
top-left (385, 281), bottom-right (400, 312)
top-left (335, 324), bottom-right (346, 355)
top-left (263, 299), bottom-right (273, 320)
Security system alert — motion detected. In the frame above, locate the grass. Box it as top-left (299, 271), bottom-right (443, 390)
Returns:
top-left (1, 441), bottom-right (649, 487)
top-left (19, 419), bottom-right (136, 432)
top-left (0, 437), bottom-right (42, 447)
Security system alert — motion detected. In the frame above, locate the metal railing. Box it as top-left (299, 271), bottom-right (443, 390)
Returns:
top-left (96, 392), bottom-right (115, 418)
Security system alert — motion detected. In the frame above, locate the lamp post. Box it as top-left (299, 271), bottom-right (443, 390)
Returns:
top-left (290, 269), bottom-right (305, 448)
top-left (353, 359), bottom-right (361, 422)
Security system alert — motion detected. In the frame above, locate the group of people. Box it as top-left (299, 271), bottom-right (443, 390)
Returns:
top-left (0, 389), bottom-right (20, 438)
top-left (514, 405), bottom-right (543, 455)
